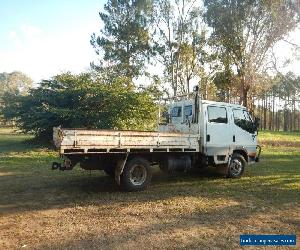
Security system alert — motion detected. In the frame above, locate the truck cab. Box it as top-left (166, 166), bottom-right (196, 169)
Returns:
top-left (160, 96), bottom-right (260, 168)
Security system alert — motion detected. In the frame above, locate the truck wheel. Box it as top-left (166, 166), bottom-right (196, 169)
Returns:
top-left (227, 153), bottom-right (246, 178)
top-left (120, 157), bottom-right (152, 191)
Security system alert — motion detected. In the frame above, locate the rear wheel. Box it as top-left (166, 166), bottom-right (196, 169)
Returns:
top-left (120, 157), bottom-right (152, 191)
top-left (227, 153), bottom-right (246, 178)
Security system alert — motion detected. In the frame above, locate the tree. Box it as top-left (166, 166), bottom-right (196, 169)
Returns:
top-left (204, 0), bottom-right (300, 107)
top-left (0, 71), bottom-right (33, 125)
top-left (253, 71), bottom-right (300, 132)
top-left (90, 0), bottom-right (154, 82)
top-left (1, 73), bottom-right (157, 140)
top-left (0, 71), bottom-right (33, 96)
top-left (152, 0), bottom-right (206, 96)
top-left (276, 72), bottom-right (300, 131)
top-left (213, 67), bottom-right (234, 102)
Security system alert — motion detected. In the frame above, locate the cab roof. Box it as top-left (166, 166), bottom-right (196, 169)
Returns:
top-left (201, 100), bottom-right (246, 109)
top-left (169, 99), bottom-right (246, 110)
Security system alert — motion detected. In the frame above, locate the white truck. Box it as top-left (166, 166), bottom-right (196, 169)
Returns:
top-left (52, 87), bottom-right (261, 191)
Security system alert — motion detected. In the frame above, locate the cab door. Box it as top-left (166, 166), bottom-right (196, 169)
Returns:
top-left (205, 105), bottom-right (232, 163)
top-left (231, 109), bottom-right (257, 158)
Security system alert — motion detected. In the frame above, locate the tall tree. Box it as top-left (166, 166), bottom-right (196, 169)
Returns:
top-left (152, 0), bottom-right (206, 96)
top-left (278, 72), bottom-right (300, 131)
top-left (204, 0), bottom-right (300, 107)
top-left (91, 0), bottom-right (154, 83)
top-left (0, 71), bottom-right (33, 125)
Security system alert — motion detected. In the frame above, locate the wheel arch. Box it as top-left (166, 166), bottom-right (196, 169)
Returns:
top-left (232, 148), bottom-right (248, 162)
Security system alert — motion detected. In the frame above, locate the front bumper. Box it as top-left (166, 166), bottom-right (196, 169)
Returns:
top-left (248, 145), bottom-right (261, 164)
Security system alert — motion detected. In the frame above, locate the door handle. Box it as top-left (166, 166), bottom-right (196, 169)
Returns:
top-left (233, 135), bottom-right (235, 142)
top-left (206, 134), bottom-right (210, 142)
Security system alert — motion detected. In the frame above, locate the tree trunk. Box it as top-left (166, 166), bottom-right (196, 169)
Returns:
top-left (242, 86), bottom-right (248, 107)
top-left (275, 109), bottom-right (278, 131)
top-left (263, 94), bottom-right (267, 130)
top-left (289, 104), bottom-right (293, 131)
top-left (259, 98), bottom-right (263, 130)
top-left (283, 101), bottom-right (288, 132)
top-left (272, 93), bottom-right (275, 131)
top-left (292, 99), bottom-right (296, 131)
top-left (268, 94), bottom-right (272, 130)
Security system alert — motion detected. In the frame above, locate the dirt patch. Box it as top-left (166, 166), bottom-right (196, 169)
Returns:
top-left (259, 139), bottom-right (300, 147)
top-left (0, 172), bottom-right (14, 177)
top-left (0, 198), bottom-right (299, 249)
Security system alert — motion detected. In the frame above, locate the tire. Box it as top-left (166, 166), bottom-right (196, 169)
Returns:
top-left (227, 153), bottom-right (246, 178)
top-left (120, 157), bottom-right (152, 192)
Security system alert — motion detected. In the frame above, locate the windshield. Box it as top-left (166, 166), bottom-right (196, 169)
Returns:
top-left (233, 109), bottom-right (256, 133)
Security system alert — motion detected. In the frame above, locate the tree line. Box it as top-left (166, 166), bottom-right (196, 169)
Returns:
top-left (1, 0), bottom-right (300, 138)
top-left (255, 72), bottom-right (300, 131)
top-left (90, 0), bottom-right (300, 130)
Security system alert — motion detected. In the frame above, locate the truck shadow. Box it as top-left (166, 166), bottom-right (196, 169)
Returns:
top-left (0, 162), bottom-right (299, 216)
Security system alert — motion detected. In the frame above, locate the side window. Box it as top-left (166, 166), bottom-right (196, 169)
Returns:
top-left (208, 106), bottom-right (227, 124)
top-left (233, 109), bottom-right (255, 133)
top-left (184, 105), bottom-right (192, 117)
top-left (183, 105), bottom-right (193, 123)
top-left (171, 106), bottom-right (182, 117)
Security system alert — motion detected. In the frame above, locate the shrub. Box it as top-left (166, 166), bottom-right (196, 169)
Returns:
top-left (1, 73), bottom-right (157, 140)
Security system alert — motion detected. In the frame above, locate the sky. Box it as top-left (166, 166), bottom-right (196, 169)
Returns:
top-left (0, 0), bottom-right (299, 83)
top-left (0, 0), bottom-right (105, 82)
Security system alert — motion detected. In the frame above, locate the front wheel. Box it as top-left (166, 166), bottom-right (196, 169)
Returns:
top-left (120, 157), bottom-right (152, 192)
top-left (227, 153), bottom-right (246, 178)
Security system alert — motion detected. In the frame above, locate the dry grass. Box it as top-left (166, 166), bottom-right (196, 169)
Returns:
top-left (258, 130), bottom-right (300, 147)
top-left (0, 128), bottom-right (299, 249)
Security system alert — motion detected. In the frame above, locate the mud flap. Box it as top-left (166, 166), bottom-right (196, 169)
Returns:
top-left (115, 153), bottom-right (129, 186)
top-left (227, 155), bottom-right (232, 168)
top-left (255, 145), bottom-right (261, 162)
top-left (224, 154), bottom-right (232, 176)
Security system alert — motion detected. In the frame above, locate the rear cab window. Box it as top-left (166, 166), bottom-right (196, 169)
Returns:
top-left (171, 106), bottom-right (182, 117)
top-left (184, 105), bottom-right (193, 122)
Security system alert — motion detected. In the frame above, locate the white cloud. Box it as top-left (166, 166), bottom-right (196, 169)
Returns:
top-left (0, 23), bottom-right (98, 82)
top-left (21, 24), bottom-right (42, 38)
top-left (8, 31), bottom-right (17, 39)
top-left (8, 30), bottom-right (23, 49)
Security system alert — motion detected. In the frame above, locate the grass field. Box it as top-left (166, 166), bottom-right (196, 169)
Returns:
top-left (0, 128), bottom-right (299, 249)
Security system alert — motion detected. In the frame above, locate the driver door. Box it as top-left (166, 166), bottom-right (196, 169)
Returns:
top-left (232, 109), bottom-right (257, 157)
